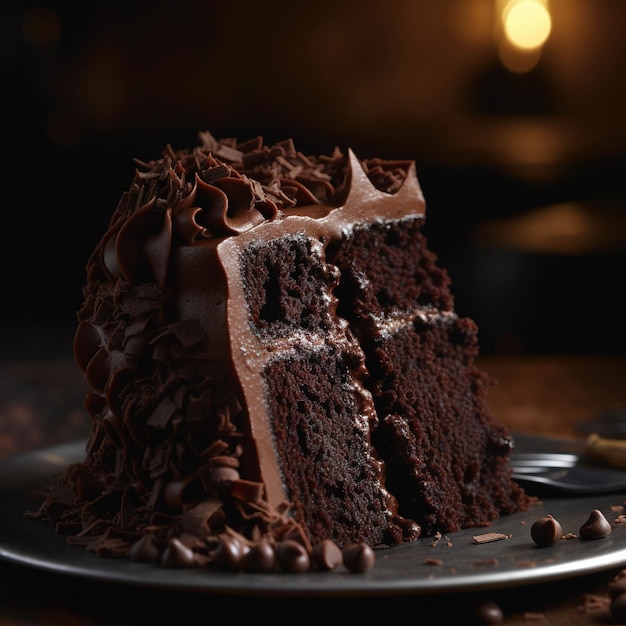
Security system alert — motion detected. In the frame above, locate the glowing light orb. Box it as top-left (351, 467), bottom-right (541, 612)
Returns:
top-left (503, 0), bottom-right (552, 50)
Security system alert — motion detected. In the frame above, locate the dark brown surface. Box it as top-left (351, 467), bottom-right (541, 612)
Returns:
top-left (1, 351), bottom-right (626, 624)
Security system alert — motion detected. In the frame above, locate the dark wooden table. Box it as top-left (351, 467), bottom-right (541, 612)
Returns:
top-left (1, 342), bottom-right (626, 625)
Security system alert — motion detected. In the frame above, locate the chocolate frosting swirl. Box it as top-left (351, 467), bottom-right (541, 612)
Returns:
top-left (98, 132), bottom-right (410, 288)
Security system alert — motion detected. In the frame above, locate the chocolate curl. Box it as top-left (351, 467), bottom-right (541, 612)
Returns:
top-left (278, 178), bottom-right (319, 205)
top-left (180, 498), bottom-right (225, 538)
top-left (100, 227), bottom-right (123, 282)
top-left (74, 320), bottom-right (101, 373)
top-left (143, 207), bottom-right (173, 288)
top-left (115, 197), bottom-right (173, 286)
top-left (163, 473), bottom-right (201, 512)
top-left (84, 347), bottom-right (110, 394)
top-left (230, 479), bottom-right (265, 503)
top-left (189, 174), bottom-right (277, 235)
top-left (207, 455), bottom-right (241, 491)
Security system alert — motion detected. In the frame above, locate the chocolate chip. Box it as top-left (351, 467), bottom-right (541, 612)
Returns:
top-left (212, 534), bottom-right (247, 570)
top-left (473, 600), bottom-right (504, 624)
top-left (342, 543), bottom-right (376, 573)
top-left (311, 539), bottom-right (343, 571)
top-left (160, 537), bottom-right (196, 568)
top-left (276, 539), bottom-right (311, 573)
top-left (240, 538), bottom-right (277, 572)
top-left (129, 534), bottom-right (162, 562)
top-left (579, 509), bottom-right (612, 540)
top-left (530, 514), bottom-right (563, 547)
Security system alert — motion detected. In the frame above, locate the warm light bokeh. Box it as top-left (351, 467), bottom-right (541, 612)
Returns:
top-left (496, 0), bottom-right (552, 73)
top-left (503, 0), bottom-right (552, 50)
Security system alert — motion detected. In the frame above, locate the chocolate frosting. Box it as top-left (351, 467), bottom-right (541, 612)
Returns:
top-left (29, 131), bottom-right (424, 569)
top-left (101, 132), bottom-right (414, 287)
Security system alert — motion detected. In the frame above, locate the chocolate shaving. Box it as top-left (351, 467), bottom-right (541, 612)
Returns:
top-left (146, 397), bottom-right (178, 429)
top-left (472, 532), bottom-right (511, 544)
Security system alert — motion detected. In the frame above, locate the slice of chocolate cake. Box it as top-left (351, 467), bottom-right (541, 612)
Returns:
top-left (27, 132), bottom-right (529, 570)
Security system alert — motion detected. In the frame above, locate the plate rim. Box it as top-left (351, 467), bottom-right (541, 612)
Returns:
top-left (2, 437), bottom-right (626, 597)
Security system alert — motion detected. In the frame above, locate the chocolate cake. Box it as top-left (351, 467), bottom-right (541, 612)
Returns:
top-left (27, 131), bottom-right (529, 571)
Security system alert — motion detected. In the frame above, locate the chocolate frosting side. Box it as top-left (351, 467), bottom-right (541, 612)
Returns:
top-left (219, 151), bottom-right (426, 515)
top-left (29, 132), bottom-right (422, 565)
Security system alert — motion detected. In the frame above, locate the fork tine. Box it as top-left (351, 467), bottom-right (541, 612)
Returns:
top-left (511, 458), bottom-right (578, 466)
top-left (510, 452), bottom-right (579, 461)
top-left (509, 452), bottom-right (579, 470)
top-left (511, 461), bottom-right (577, 469)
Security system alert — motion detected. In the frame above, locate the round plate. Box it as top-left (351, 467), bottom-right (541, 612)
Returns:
top-left (2, 439), bottom-right (626, 597)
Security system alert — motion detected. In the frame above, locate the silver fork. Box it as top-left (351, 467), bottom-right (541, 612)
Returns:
top-left (510, 452), bottom-right (579, 473)
top-left (509, 449), bottom-right (626, 494)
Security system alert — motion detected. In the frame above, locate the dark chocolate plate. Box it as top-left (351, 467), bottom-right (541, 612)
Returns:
top-left (2, 436), bottom-right (626, 597)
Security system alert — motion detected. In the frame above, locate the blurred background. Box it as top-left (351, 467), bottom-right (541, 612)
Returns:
top-left (2, 0), bottom-right (625, 357)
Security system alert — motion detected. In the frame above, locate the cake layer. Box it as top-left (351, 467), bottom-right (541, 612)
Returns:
top-left (263, 347), bottom-right (392, 548)
top-left (367, 319), bottom-right (522, 533)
